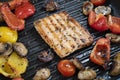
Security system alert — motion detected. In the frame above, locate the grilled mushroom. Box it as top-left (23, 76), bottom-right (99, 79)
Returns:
top-left (71, 58), bottom-right (84, 70)
top-left (13, 42), bottom-right (28, 57)
top-left (38, 49), bottom-right (54, 63)
top-left (95, 6), bottom-right (111, 15)
top-left (78, 68), bottom-right (96, 80)
top-left (82, 1), bottom-right (94, 15)
top-left (0, 42), bottom-right (13, 56)
top-left (106, 33), bottom-right (120, 43)
top-left (44, 0), bottom-right (59, 11)
top-left (33, 68), bottom-right (51, 80)
top-left (110, 52), bottom-right (120, 76)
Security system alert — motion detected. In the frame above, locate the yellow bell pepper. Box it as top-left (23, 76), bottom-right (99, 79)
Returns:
top-left (0, 26), bottom-right (18, 43)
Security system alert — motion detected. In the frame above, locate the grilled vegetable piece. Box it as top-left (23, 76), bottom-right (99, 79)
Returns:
top-left (90, 0), bottom-right (106, 6)
top-left (82, 1), bottom-right (94, 15)
top-left (106, 33), bottom-right (120, 43)
top-left (7, 52), bottom-right (28, 75)
top-left (0, 55), bottom-right (21, 78)
top-left (0, 52), bottom-right (28, 78)
top-left (44, 0), bottom-right (59, 11)
top-left (0, 0), bottom-right (29, 22)
top-left (88, 11), bottom-right (109, 31)
top-left (38, 49), bottom-right (54, 62)
top-left (33, 68), bottom-right (51, 80)
top-left (15, 2), bottom-right (35, 19)
top-left (0, 0), bottom-right (29, 10)
top-left (71, 58), bottom-right (84, 70)
top-left (90, 38), bottom-right (110, 69)
top-left (1, 3), bottom-right (25, 31)
top-left (0, 42), bottom-right (13, 56)
top-left (13, 42), bottom-right (28, 57)
top-left (34, 11), bottom-right (93, 58)
top-left (108, 15), bottom-right (120, 34)
top-left (110, 52), bottom-right (120, 76)
top-left (58, 59), bottom-right (76, 77)
top-left (0, 27), bottom-right (18, 43)
top-left (95, 6), bottom-right (111, 15)
top-left (12, 78), bottom-right (24, 80)
top-left (78, 68), bottom-right (96, 80)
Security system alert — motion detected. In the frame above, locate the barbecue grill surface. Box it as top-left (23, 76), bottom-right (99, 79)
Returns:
top-left (0, 0), bottom-right (120, 80)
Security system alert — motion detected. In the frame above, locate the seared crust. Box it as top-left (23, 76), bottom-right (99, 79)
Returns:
top-left (34, 11), bottom-right (93, 58)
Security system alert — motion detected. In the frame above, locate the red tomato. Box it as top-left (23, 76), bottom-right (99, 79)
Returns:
top-left (108, 15), bottom-right (120, 34)
top-left (1, 3), bottom-right (25, 31)
top-left (88, 11), bottom-right (109, 31)
top-left (15, 2), bottom-right (35, 19)
top-left (90, 0), bottom-right (106, 6)
top-left (91, 16), bottom-right (109, 31)
top-left (90, 38), bottom-right (110, 69)
top-left (57, 60), bottom-right (76, 77)
top-left (12, 78), bottom-right (24, 80)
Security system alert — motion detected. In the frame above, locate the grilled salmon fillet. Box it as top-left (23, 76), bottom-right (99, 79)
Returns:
top-left (34, 11), bottom-right (93, 58)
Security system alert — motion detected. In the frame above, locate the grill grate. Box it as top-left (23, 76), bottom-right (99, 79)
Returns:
top-left (0, 0), bottom-right (120, 80)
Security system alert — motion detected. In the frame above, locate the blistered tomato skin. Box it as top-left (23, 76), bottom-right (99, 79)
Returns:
top-left (15, 2), bottom-right (35, 19)
top-left (88, 11), bottom-right (109, 31)
top-left (57, 60), bottom-right (76, 77)
top-left (91, 16), bottom-right (109, 31)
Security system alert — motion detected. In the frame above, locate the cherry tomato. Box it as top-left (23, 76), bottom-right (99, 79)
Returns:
top-left (1, 3), bottom-right (25, 31)
top-left (90, 38), bottom-right (110, 69)
top-left (12, 78), bottom-right (24, 80)
top-left (15, 2), bottom-right (35, 19)
top-left (90, 0), bottom-right (106, 6)
top-left (108, 15), bottom-right (120, 34)
top-left (57, 60), bottom-right (76, 77)
top-left (88, 11), bottom-right (109, 31)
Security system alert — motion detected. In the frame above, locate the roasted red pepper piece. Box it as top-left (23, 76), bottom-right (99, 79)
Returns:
top-left (88, 11), bottom-right (109, 31)
top-left (90, 38), bottom-right (110, 69)
top-left (108, 15), bottom-right (120, 34)
top-left (9, 0), bottom-right (29, 10)
top-left (0, 0), bottom-right (29, 10)
top-left (15, 2), bottom-right (35, 19)
top-left (1, 3), bottom-right (25, 31)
